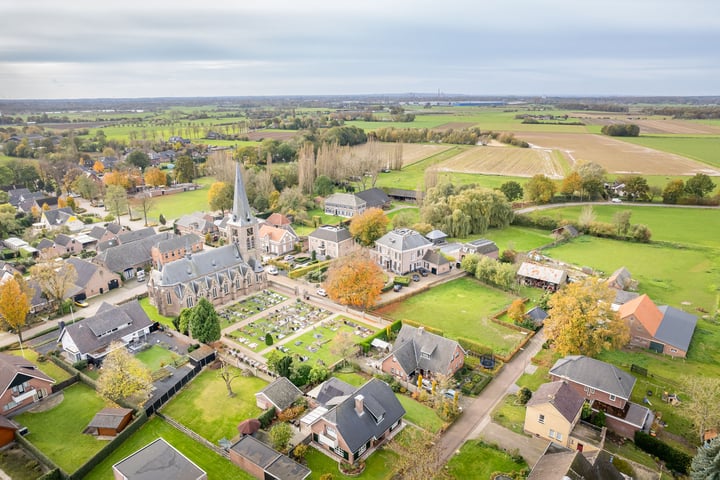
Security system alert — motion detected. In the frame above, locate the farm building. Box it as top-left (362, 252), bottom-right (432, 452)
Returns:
top-left (517, 262), bottom-right (567, 291)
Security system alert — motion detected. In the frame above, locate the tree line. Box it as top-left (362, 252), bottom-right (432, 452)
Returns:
top-left (601, 124), bottom-right (640, 137)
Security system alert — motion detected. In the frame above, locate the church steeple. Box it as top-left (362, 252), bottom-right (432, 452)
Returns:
top-left (226, 162), bottom-right (260, 266)
top-left (232, 162), bottom-right (254, 226)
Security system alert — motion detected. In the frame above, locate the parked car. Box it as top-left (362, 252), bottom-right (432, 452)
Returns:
top-left (74, 300), bottom-right (89, 308)
top-left (284, 254), bottom-right (295, 262)
top-left (611, 198), bottom-right (623, 203)
top-left (393, 284), bottom-right (402, 292)
top-left (136, 270), bottom-right (146, 282)
top-left (442, 389), bottom-right (458, 400)
top-left (267, 265), bottom-right (279, 275)
top-left (412, 274), bottom-right (421, 282)
top-left (316, 288), bottom-right (327, 297)
top-left (418, 267), bottom-right (429, 277)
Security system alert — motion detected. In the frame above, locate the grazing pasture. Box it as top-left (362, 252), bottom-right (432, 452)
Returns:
top-left (437, 144), bottom-right (565, 178)
top-left (520, 132), bottom-right (720, 176)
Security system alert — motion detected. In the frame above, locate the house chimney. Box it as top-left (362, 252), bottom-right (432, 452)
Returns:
top-left (354, 395), bottom-right (364, 415)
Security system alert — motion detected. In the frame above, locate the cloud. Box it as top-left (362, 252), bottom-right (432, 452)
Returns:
top-left (1, 0), bottom-right (719, 98)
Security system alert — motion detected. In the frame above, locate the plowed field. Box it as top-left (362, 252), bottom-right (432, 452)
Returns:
top-left (437, 145), bottom-right (565, 178)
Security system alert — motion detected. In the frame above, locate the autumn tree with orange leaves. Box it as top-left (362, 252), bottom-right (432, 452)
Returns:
top-left (144, 167), bottom-right (167, 187)
top-left (324, 251), bottom-right (385, 310)
top-left (0, 276), bottom-right (31, 344)
top-left (545, 278), bottom-right (629, 356)
top-left (349, 207), bottom-right (389, 247)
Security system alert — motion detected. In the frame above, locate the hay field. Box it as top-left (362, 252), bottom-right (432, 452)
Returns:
top-left (437, 145), bottom-right (565, 178)
top-left (574, 114), bottom-right (720, 135)
top-left (520, 132), bottom-right (720, 175)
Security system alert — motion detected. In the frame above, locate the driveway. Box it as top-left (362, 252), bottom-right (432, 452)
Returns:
top-left (435, 330), bottom-right (545, 464)
top-left (475, 421), bottom-right (548, 466)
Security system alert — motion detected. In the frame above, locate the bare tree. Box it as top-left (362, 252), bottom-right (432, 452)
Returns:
top-left (298, 142), bottom-right (316, 194)
top-left (131, 191), bottom-right (156, 226)
top-left (219, 358), bottom-right (242, 397)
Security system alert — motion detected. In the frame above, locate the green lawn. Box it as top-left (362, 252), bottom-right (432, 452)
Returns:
top-left (138, 296), bottom-right (175, 329)
top-left (305, 446), bottom-right (398, 480)
top-left (446, 440), bottom-right (527, 479)
top-left (14, 383), bottom-right (108, 473)
top-left (395, 394), bottom-right (445, 434)
top-left (134, 345), bottom-right (182, 371)
top-left (491, 395), bottom-right (527, 435)
top-left (542, 236), bottom-right (719, 309)
top-left (83, 416), bottom-right (254, 480)
top-left (528, 205), bottom-right (720, 248)
top-left (333, 371), bottom-right (369, 387)
top-left (456, 225), bottom-right (554, 253)
top-left (619, 135), bottom-right (720, 170)
top-left (161, 368), bottom-right (267, 443)
top-left (374, 277), bottom-right (525, 356)
top-left (7, 349), bottom-right (72, 382)
top-left (138, 176), bottom-right (215, 223)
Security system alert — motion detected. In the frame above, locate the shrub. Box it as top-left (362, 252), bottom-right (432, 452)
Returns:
top-left (257, 407), bottom-right (277, 428)
top-left (319, 474), bottom-right (334, 480)
top-left (393, 275), bottom-right (411, 286)
top-left (634, 431), bottom-right (691, 474)
top-left (265, 333), bottom-right (274, 346)
top-left (517, 387), bottom-right (532, 405)
top-left (612, 456), bottom-right (634, 477)
top-left (292, 443), bottom-right (309, 461)
top-left (457, 337), bottom-right (492, 356)
top-left (73, 359), bottom-right (88, 370)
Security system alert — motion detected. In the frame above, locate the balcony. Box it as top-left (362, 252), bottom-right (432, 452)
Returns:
top-left (12, 389), bottom-right (37, 404)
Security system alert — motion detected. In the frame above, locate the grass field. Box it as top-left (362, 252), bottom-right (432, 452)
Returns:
top-left (456, 225), bottom-right (554, 252)
top-left (438, 144), bottom-right (565, 179)
top-left (395, 394), bottom-right (445, 434)
top-left (139, 176), bottom-right (215, 222)
top-left (374, 277), bottom-right (525, 356)
top-left (161, 368), bottom-right (267, 443)
top-left (543, 236), bottom-right (719, 309)
top-left (446, 439), bottom-right (527, 479)
top-left (306, 446), bottom-right (397, 480)
top-left (529, 205), bottom-right (720, 248)
top-left (351, 142), bottom-right (451, 167)
top-left (138, 296), bottom-right (175, 328)
top-left (14, 383), bottom-right (108, 473)
top-left (619, 135), bottom-right (720, 170)
top-left (491, 395), bottom-right (527, 435)
top-left (7, 349), bottom-right (73, 382)
top-left (134, 345), bottom-right (182, 371)
top-left (83, 416), bottom-right (254, 480)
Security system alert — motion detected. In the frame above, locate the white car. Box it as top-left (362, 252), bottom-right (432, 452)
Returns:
top-left (611, 198), bottom-right (623, 203)
top-left (266, 265), bottom-right (279, 275)
top-left (316, 288), bottom-right (327, 297)
top-left (284, 255), bottom-right (295, 262)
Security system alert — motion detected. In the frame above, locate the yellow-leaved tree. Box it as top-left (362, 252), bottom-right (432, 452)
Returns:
top-left (349, 208), bottom-right (389, 247)
top-left (97, 342), bottom-right (152, 405)
top-left (544, 278), bottom-right (629, 356)
top-left (324, 251), bottom-right (385, 311)
top-left (0, 276), bottom-right (31, 344)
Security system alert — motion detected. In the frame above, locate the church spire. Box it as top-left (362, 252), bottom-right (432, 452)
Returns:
top-left (232, 162), bottom-right (254, 226)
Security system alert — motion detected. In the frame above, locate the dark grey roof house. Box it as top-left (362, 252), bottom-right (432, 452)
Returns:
top-left (229, 435), bottom-right (310, 480)
top-left (303, 378), bottom-right (405, 464)
top-left (94, 232), bottom-right (173, 278)
top-left (356, 188), bottom-right (391, 209)
top-left (425, 229), bottom-right (448, 245)
top-left (113, 438), bottom-right (207, 480)
top-left (527, 381), bottom-right (586, 424)
top-left (307, 377), bottom-right (357, 407)
top-left (255, 376), bottom-right (303, 413)
top-left (526, 306), bottom-right (548, 326)
top-left (58, 300), bottom-right (153, 362)
top-left (117, 226), bottom-right (157, 245)
top-left (381, 324), bottom-right (465, 380)
top-left (549, 356), bottom-right (635, 402)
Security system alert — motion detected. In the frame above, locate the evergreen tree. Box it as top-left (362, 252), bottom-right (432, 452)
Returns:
top-left (691, 436), bottom-right (720, 480)
top-left (189, 297), bottom-right (221, 343)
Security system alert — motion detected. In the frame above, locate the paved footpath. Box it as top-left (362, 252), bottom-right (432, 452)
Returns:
top-left (435, 329), bottom-right (545, 465)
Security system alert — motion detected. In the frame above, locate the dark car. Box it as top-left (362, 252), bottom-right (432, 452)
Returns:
top-left (412, 274), bottom-right (420, 282)
top-left (418, 268), bottom-right (429, 277)
top-left (393, 284), bottom-right (402, 292)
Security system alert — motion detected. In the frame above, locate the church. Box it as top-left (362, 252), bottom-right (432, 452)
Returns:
top-left (147, 164), bottom-right (267, 316)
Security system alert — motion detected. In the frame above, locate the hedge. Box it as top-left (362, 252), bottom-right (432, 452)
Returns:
top-left (402, 319), bottom-right (444, 337)
top-left (393, 276), bottom-right (411, 286)
top-left (37, 469), bottom-right (63, 480)
top-left (358, 320), bottom-right (402, 353)
top-left (457, 337), bottom-right (493, 356)
top-left (288, 260), bottom-right (332, 279)
top-left (14, 431), bottom-right (64, 477)
top-left (258, 407), bottom-right (277, 428)
top-left (634, 431), bottom-right (691, 474)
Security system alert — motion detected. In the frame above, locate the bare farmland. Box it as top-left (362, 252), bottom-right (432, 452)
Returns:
top-left (437, 145), bottom-right (565, 178)
top-left (352, 142), bottom-right (452, 166)
top-left (520, 132), bottom-right (720, 175)
top-left (575, 114), bottom-right (720, 135)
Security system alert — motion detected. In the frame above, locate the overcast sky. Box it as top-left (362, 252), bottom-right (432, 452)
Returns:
top-left (1, 0), bottom-right (719, 99)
